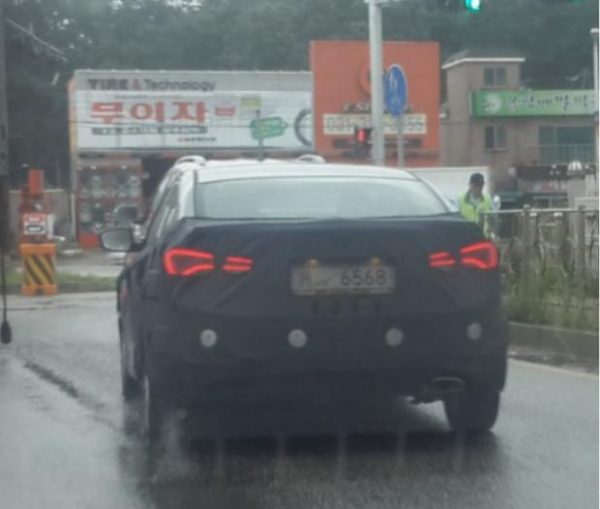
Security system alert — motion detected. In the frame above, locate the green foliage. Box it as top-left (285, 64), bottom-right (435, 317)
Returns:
top-left (5, 268), bottom-right (115, 293)
top-left (505, 266), bottom-right (599, 331)
top-left (5, 0), bottom-right (598, 187)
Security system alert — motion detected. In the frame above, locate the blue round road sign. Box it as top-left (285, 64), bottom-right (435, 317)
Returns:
top-left (384, 64), bottom-right (408, 117)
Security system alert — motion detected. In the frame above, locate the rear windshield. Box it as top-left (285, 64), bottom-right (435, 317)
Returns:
top-left (195, 177), bottom-right (448, 219)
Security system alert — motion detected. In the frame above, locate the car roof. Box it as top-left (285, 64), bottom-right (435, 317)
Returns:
top-left (174, 160), bottom-right (418, 184)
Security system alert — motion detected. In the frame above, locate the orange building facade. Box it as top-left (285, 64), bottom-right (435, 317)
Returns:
top-left (311, 41), bottom-right (440, 167)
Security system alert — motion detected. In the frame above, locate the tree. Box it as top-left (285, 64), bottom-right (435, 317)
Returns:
top-left (4, 0), bottom-right (598, 187)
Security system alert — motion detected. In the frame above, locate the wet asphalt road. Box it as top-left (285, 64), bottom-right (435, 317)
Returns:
top-left (1, 293), bottom-right (598, 509)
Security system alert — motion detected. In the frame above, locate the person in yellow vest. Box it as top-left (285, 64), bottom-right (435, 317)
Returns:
top-left (459, 172), bottom-right (493, 235)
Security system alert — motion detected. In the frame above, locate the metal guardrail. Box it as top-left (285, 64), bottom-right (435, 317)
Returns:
top-left (480, 205), bottom-right (599, 282)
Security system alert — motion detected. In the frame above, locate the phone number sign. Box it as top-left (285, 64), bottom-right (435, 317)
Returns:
top-left (323, 113), bottom-right (427, 136)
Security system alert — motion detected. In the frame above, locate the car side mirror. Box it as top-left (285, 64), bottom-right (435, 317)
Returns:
top-left (100, 228), bottom-right (134, 252)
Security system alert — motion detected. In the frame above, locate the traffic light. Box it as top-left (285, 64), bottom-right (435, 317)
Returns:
top-left (354, 127), bottom-right (372, 145)
top-left (464, 0), bottom-right (482, 12)
top-left (353, 127), bottom-right (372, 158)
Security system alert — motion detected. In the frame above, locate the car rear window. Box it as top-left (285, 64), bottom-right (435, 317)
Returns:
top-left (195, 177), bottom-right (448, 219)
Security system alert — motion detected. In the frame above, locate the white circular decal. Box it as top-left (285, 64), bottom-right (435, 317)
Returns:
top-left (483, 94), bottom-right (502, 114)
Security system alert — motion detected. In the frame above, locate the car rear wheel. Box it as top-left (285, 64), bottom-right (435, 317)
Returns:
top-left (143, 374), bottom-right (167, 448)
top-left (120, 337), bottom-right (141, 401)
top-left (443, 391), bottom-right (500, 433)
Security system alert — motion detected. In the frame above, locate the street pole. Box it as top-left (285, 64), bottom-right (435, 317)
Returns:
top-left (592, 28), bottom-right (598, 109)
top-left (396, 115), bottom-right (404, 168)
top-left (0, 0), bottom-right (9, 248)
top-left (367, 0), bottom-right (385, 166)
top-left (591, 28), bottom-right (599, 176)
top-left (256, 109), bottom-right (264, 161)
top-left (0, 0), bottom-right (11, 345)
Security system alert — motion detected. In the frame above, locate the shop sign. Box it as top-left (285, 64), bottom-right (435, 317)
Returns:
top-left (250, 117), bottom-right (288, 140)
top-left (323, 113), bottom-right (427, 136)
top-left (74, 91), bottom-right (312, 150)
top-left (472, 90), bottom-right (596, 117)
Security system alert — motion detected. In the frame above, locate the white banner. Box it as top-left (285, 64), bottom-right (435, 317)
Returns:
top-left (322, 113), bottom-right (427, 136)
top-left (74, 91), bottom-right (313, 150)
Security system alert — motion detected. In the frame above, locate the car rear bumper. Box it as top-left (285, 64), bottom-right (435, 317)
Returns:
top-left (149, 351), bottom-right (507, 408)
top-left (145, 308), bottom-right (508, 408)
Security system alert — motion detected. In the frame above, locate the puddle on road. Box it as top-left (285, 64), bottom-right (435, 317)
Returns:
top-left (128, 425), bottom-right (500, 490)
top-left (23, 360), bottom-right (78, 398)
top-left (21, 358), bottom-right (120, 434)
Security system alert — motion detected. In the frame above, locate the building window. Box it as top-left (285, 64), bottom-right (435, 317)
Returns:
top-left (539, 126), bottom-right (555, 146)
top-left (496, 67), bottom-right (507, 86)
top-left (538, 126), bottom-right (594, 163)
top-left (485, 125), bottom-right (507, 150)
top-left (483, 67), bottom-right (507, 88)
top-left (483, 69), bottom-right (494, 87)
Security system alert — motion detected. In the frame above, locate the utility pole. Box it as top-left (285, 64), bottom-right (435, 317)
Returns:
top-left (366, 0), bottom-right (386, 166)
top-left (591, 28), bottom-right (599, 174)
top-left (255, 109), bottom-right (265, 161)
top-left (396, 115), bottom-right (404, 168)
top-left (0, 1), bottom-right (66, 345)
top-left (5, 8), bottom-right (66, 240)
top-left (0, 0), bottom-right (9, 248)
top-left (0, 2), bottom-right (66, 248)
top-left (0, 0), bottom-right (11, 345)
top-left (592, 28), bottom-right (598, 111)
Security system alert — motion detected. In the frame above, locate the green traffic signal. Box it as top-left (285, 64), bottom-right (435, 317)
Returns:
top-left (464, 0), bottom-right (482, 12)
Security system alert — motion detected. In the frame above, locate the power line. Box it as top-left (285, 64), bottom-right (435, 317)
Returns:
top-left (5, 17), bottom-right (67, 62)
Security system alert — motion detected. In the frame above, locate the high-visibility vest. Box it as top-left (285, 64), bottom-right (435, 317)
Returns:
top-left (458, 192), bottom-right (493, 225)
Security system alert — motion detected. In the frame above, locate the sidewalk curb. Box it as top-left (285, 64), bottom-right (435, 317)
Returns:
top-left (57, 248), bottom-right (85, 259)
top-left (509, 322), bottom-right (598, 360)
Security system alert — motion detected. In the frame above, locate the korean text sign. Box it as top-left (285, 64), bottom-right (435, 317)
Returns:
top-left (472, 90), bottom-right (596, 117)
top-left (73, 91), bottom-right (312, 150)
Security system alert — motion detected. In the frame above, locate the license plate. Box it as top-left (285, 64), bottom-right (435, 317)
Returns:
top-left (291, 264), bottom-right (395, 296)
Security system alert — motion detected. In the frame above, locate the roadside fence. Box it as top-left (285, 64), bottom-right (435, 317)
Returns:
top-left (480, 206), bottom-right (599, 330)
top-left (481, 205), bottom-right (599, 282)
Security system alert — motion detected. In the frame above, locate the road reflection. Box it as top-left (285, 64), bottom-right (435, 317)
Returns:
top-left (117, 399), bottom-right (506, 509)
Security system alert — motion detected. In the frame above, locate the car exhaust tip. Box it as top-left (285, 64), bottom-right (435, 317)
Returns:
top-left (430, 377), bottom-right (466, 393)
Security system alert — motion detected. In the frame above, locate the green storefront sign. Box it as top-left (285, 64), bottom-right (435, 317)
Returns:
top-left (472, 90), bottom-right (596, 117)
top-left (250, 117), bottom-right (288, 140)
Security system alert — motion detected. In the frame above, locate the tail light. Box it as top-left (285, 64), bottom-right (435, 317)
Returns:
top-left (429, 241), bottom-right (498, 270)
top-left (223, 256), bottom-right (253, 273)
top-left (428, 251), bottom-right (456, 268)
top-left (163, 249), bottom-right (254, 276)
top-left (163, 248), bottom-right (215, 276)
top-left (460, 241), bottom-right (498, 270)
